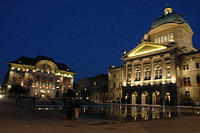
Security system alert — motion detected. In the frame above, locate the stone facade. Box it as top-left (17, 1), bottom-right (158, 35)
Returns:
top-left (108, 7), bottom-right (200, 105)
top-left (6, 56), bottom-right (75, 99)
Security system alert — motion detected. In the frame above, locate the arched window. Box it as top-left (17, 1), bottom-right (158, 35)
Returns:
top-left (135, 69), bottom-right (141, 81)
top-left (155, 66), bottom-right (162, 79)
top-left (144, 67), bottom-right (151, 80)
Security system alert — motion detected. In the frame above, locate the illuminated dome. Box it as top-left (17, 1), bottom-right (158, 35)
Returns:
top-left (151, 6), bottom-right (187, 29)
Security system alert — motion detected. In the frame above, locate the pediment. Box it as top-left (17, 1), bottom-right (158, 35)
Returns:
top-left (126, 42), bottom-right (167, 58)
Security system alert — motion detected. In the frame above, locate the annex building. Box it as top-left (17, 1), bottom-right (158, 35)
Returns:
top-left (5, 56), bottom-right (75, 99)
top-left (108, 6), bottom-right (200, 105)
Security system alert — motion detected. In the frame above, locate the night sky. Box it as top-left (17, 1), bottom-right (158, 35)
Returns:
top-left (1, 0), bottom-right (200, 84)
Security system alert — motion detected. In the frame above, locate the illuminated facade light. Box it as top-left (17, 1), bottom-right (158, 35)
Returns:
top-left (7, 85), bottom-right (11, 88)
top-left (11, 67), bottom-right (15, 70)
top-left (17, 68), bottom-right (20, 71)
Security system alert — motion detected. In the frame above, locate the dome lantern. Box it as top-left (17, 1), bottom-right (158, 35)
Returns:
top-left (164, 5), bottom-right (173, 15)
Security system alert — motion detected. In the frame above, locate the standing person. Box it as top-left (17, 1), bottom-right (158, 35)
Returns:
top-left (74, 98), bottom-right (81, 120)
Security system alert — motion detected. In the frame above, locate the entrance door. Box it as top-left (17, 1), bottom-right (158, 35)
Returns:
top-left (152, 92), bottom-right (156, 105)
top-left (132, 93), bottom-right (136, 105)
top-left (141, 93), bottom-right (146, 105)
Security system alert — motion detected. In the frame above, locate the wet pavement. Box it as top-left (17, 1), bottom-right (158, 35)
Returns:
top-left (1, 97), bottom-right (200, 133)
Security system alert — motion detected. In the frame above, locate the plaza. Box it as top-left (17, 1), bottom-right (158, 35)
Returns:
top-left (1, 96), bottom-right (200, 133)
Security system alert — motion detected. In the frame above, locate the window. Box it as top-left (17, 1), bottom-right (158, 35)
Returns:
top-left (183, 65), bottom-right (189, 70)
top-left (196, 63), bottom-right (200, 69)
top-left (185, 91), bottom-right (190, 97)
top-left (167, 34), bottom-right (170, 41)
top-left (187, 77), bottom-right (191, 84)
top-left (161, 36), bottom-right (163, 43)
top-left (135, 70), bottom-right (141, 81)
top-left (184, 77), bottom-right (187, 85)
top-left (164, 35), bottom-right (167, 42)
top-left (170, 33), bottom-right (174, 39)
top-left (155, 38), bottom-right (157, 43)
top-left (158, 37), bottom-right (160, 43)
top-left (155, 67), bottom-right (162, 79)
top-left (166, 68), bottom-right (171, 78)
top-left (184, 77), bottom-right (191, 86)
top-left (144, 68), bottom-right (151, 80)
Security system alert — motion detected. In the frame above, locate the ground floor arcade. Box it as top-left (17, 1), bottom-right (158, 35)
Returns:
top-left (122, 83), bottom-right (177, 105)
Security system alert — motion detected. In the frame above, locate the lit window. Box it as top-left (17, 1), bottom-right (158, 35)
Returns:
top-left (167, 34), bottom-right (170, 41)
top-left (158, 37), bottom-right (160, 43)
top-left (144, 68), bottom-right (151, 80)
top-left (161, 36), bottom-right (163, 43)
top-left (135, 70), bottom-right (141, 81)
top-left (170, 33), bottom-right (174, 39)
top-left (155, 67), bottom-right (162, 79)
top-left (166, 68), bottom-right (171, 78)
top-left (164, 35), bottom-right (167, 42)
top-left (155, 38), bottom-right (157, 43)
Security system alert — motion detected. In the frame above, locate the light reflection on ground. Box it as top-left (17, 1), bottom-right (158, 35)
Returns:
top-left (79, 104), bottom-right (200, 122)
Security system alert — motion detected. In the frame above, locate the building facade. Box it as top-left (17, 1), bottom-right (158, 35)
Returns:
top-left (78, 74), bottom-right (108, 103)
top-left (6, 56), bottom-right (75, 99)
top-left (108, 6), bottom-right (200, 105)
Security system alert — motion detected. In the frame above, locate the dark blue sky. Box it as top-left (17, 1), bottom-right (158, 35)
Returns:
top-left (1, 0), bottom-right (200, 83)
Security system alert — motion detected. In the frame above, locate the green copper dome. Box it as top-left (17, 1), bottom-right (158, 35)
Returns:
top-left (151, 12), bottom-right (187, 29)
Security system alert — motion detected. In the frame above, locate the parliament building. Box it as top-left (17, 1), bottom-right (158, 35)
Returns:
top-left (108, 6), bottom-right (200, 105)
top-left (5, 56), bottom-right (75, 99)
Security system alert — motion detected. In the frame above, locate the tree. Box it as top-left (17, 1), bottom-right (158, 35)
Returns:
top-left (9, 84), bottom-right (29, 96)
top-left (63, 89), bottom-right (75, 98)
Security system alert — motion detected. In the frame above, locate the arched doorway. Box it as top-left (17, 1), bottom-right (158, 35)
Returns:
top-left (132, 92), bottom-right (137, 105)
top-left (165, 92), bottom-right (171, 105)
top-left (152, 91), bottom-right (160, 105)
top-left (152, 92), bottom-right (156, 105)
top-left (141, 91), bottom-right (148, 105)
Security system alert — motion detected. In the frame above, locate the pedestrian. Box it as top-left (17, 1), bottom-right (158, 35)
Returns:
top-left (74, 98), bottom-right (81, 120)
